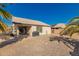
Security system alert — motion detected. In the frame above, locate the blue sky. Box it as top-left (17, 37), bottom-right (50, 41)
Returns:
top-left (4, 3), bottom-right (79, 25)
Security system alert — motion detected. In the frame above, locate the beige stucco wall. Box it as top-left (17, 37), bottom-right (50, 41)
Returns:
top-left (29, 26), bottom-right (51, 36)
top-left (53, 29), bottom-right (63, 34)
top-left (40, 27), bottom-right (51, 35)
top-left (51, 28), bottom-right (64, 35)
top-left (29, 26), bottom-right (36, 36)
top-left (12, 24), bottom-right (51, 36)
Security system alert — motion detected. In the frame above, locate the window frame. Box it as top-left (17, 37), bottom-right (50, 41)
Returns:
top-left (36, 26), bottom-right (42, 33)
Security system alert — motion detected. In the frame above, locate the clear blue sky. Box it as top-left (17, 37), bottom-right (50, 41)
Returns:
top-left (4, 3), bottom-right (79, 25)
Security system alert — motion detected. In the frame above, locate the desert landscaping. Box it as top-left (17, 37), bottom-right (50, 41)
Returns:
top-left (0, 23), bottom-right (79, 56)
top-left (0, 33), bottom-right (79, 56)
top-left (1, 3), bottom-right (79, 56)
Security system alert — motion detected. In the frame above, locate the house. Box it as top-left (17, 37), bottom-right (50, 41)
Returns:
top-left (12, 17), bottom-right (51, 36)
top-left (51, 23), bottom-right (66, 34)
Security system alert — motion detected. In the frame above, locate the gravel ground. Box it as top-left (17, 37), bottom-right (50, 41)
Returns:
top-left (0, 35), bottom-right (72, 56)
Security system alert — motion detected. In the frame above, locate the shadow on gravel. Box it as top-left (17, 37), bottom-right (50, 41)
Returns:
top-left (0, 35), bottom-right (27, 48)
top-left (49, 36), bottom-right (79, 56)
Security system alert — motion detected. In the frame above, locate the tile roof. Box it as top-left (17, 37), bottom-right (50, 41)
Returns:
top-left (12, 16), bottom-right (50, 26)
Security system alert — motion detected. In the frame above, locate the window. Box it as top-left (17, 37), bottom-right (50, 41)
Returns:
top-left (36, 26), bottom-right (42, 33)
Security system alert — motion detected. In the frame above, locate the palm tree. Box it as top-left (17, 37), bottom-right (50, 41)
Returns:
top-left (60, 17), bottom-right (79, 37)
top-left (0, 3), bottom-right (12, 33)
top-left (0, 3), bottom-right (12, 20)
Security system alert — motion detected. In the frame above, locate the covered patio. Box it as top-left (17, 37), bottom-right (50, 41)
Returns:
top-left (12, 23), bottom-right (31, 36)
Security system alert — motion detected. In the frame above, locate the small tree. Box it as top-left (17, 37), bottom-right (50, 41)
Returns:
top-left (60, 17), bottom-right (79, 37)
top-left (0, 3), bottom-right (12, 33)
top-left (0, 3), bottom-right (12, 20)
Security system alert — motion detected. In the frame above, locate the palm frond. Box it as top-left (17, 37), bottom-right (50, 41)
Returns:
top-left (0, 3), bottom-right (10, 8)
top-left (0, 8), bottom-right (12, 20)
top-left (0, 4), bottom-right (6, 8)
top-left (60, 24), bottom-right (79, 37)
top-left (0, 22), bottom-right (5, 31)
top-left (68, 17), bottom-right (79, 25)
